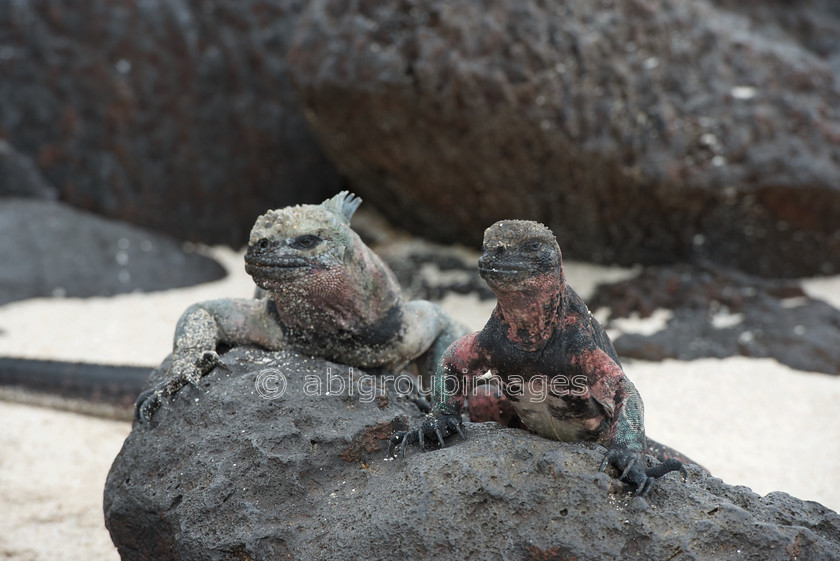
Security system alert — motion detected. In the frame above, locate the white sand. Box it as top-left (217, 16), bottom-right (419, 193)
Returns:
top-left (631, 357), bottom-right (840, 507)
top-left (0, 247), bottom-right (255, 366)
top-left (1, 246), bottom-right (839, 561)
top-left (0, 401), bottom-right (129, 561)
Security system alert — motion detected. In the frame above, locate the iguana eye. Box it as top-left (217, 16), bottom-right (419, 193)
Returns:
top-left (289, 234), bottom-right (323, 250)
top-left (523, 239), bottom-right (542, 252)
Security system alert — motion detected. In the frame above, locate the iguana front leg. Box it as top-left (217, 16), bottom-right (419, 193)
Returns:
top-left (597, 377), bottom-right (655, 494)
top-left (389, 334), bottom-right (475, 457)
top-left (592, 359), bottom-right (685, 495)
top-left (135, 298), bottom-right (285, 424)
top-left (388, 372), bottom-right (466, 457)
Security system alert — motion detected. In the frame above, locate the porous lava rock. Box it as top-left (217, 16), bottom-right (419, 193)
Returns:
top-left (0, 0), bottom-right (340, 245)
top-left (590, 263), bottom-right (840, 375)
top-left (0, 199), bottom-right (225, 305)
top-left (104, 347), bottom-right (840, 560)
top-left (287, 0), bottom-right (840, 277)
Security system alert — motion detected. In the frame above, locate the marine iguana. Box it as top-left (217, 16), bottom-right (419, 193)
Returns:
top-left (135, 192), bottom-right (466, 423)
top-left (390, 220), bottom-right (689, 496)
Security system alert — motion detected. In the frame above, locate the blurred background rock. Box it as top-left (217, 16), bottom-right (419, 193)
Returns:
top-left (0, 0), bottom-right (340, 247)
top-left (2, 0), bottom-right (838, 278)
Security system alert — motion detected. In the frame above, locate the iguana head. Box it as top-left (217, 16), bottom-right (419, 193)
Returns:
top-left (479, 220), bottom-right (566, 349)
top-left (478, 220), bottom-right (562, 291)
top-left (245, 192), bottom-right (402, 332)
top-left (245, 191), bottom-right (364, 291)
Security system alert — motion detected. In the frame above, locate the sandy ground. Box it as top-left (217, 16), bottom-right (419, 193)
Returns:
top-left (0, 401), bottom-right (129, 561)
top-left (1, 246), bottom-right (839, 560)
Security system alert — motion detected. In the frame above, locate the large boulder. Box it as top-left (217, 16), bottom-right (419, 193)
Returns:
top-left (710, 0), bottom-right (840, 69)
top-left (287, 0), bottom-right (840, 277)
top-left (0, 139), bottom-right (59, 200)
top-left (104, 347), bottom-right (840, 560)
top-left (0, 199), bottom-right (225, 305)
top-left (0, 0), bottom-right (340, 245)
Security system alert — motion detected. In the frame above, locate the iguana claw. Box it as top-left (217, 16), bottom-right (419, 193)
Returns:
top-left (133, 388), bottom-right (161, 425)
top-left (435, 428), bottom-right (446, 447)
top-left (387, 430), bottom-right (416, 458)
top-left (453, 423), bottom-right (466, 440)
top-left (389, 413), bottom-right (465, 458)
top-left (600, 446), bottom-right (684, 497)
top-left (133, 350), bottom-right (223, 425)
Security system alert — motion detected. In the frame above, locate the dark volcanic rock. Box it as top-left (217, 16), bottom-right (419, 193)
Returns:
top-left (351, 206), bottom-right (494, 301)
top-left (590, 264), bottom-right (840, 375)
top-left (0, 199), bottom-right (225, 305)
top-left (0, 1), bottom-right (340, 245)
top-left (710, 0), bottom-right (840, 69)
top-left (104, 347), bottom-right (840, 561)
top-left (287, 0), bottom-right (840, 277)
top-left (376, 240), bottom-right (494, 302)
top-left (0, 139), bottom-right (59, 199)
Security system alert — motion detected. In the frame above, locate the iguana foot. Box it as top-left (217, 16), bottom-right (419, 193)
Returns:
top-left (133, 350), bottom-right (222, 425)
top-left (133, 387), bottom-right (162, 424)
top-left (388, 413), bottom-right (465, 458)
top-left (600, 445), bottom-right (686, 496)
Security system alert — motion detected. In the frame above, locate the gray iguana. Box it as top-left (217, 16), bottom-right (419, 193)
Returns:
top-left (390, 220), bottom-right (693, 495)
top-left (135, 192), bottom-right (466, 423)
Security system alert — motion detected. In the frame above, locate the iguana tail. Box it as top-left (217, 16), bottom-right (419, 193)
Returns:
top-left (647, 437), bottom-right (708, 474)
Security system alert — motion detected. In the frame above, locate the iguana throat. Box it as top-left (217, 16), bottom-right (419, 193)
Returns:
top-left (490, 272), bottom-right (565, 351)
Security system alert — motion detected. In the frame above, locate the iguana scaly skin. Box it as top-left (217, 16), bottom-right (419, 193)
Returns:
top-left (390, 220), bottom-right (687, 495)
top-left (135, 192), bottom-right (466, 423)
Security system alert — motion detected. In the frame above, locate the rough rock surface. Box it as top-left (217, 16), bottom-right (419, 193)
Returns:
top-left (0, 0), bottom-right (340, 245)
top-left (0, 199), bottom-right (225, 305)
top-left (0, 139), bottom-right (59, 200)
top-left (104, 347), bottom-right (840, 560)
top-left (711, 0), bottom-right (840, 72)
top-left (287, 0), bottom-right (840, 277)
top-left (590, 264), bottom-right (840, 375)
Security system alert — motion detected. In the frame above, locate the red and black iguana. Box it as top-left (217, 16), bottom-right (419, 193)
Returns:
top-left (390, 220), bottom-right (695, 495)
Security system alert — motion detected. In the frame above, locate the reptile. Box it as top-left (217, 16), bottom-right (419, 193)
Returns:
top-left (390, 220), bottom-right (692, 496)
top-left (134, 191), bottom-right (466, 423)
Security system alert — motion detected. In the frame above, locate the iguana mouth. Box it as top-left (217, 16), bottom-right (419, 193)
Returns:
top-left (478, 258), bottom-right (534, 281)
top-left (245, 257), bottom-right (312, 279)
top-left (478, 267), bottom-right (535, 288)
top-left (478, 265), bottom-right (526, 275)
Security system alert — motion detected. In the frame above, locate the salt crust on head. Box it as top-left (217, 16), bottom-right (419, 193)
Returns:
top-left (483, 220), bottom-right (557, 248)
top-left (249, 191), bottom-right (362, 245)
